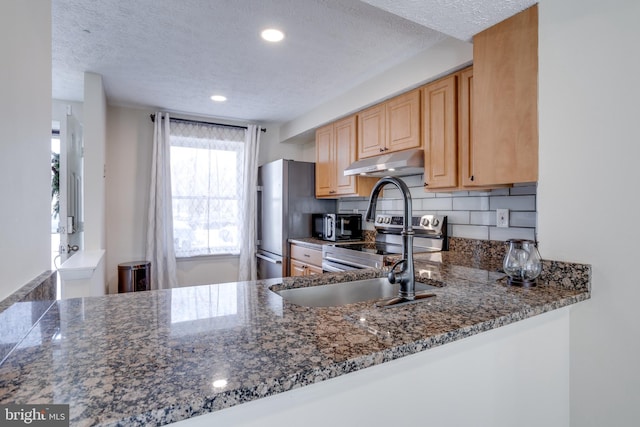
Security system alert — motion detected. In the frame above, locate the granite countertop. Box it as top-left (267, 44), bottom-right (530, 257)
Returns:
top-left (0, 249), bottom-right (591, 426)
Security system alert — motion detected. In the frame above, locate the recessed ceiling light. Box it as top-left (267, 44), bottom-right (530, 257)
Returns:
top-left (210, 95), bottom-right (227, 102)
top-left (261, 28), bottom-right (284, 42)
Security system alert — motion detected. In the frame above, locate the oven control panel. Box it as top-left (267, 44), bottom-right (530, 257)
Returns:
top-left (374, 214), bottom-right (446, 236)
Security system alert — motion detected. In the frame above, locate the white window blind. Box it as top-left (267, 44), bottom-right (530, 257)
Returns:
top-left (169, 121), bottom-right (246, 257)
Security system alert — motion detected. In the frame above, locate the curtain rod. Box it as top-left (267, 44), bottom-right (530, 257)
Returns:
top-left (150, 114), bottom-right (266, 133)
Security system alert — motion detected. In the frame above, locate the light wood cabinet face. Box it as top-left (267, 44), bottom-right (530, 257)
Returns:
top-left (305, 264), bottom-right (323, 275)
top-left (290, 244), bottom-right (323, 276)
top-left (357, 105), bottom-right (385, 158)
top-left (290, 259), bottom-right (308, 277)
top-left (315, 115), bottom-right (375, 198)
top-left (387, 89), bottom-right (421, 153)
top-left (422, 75), bottom-right (458, 189)
top-left (357, 90), bottom-right (421, 159)
top-left (334, 116), bottom-right (357, 195)
top-left (290, 244), bottom-right (323, 267)
top-left (315, 124), bottom-right (335, 197)
top-left (458, 67), bottom-right (475, 187)
top-left (472, 4), bottom-right (538, 186)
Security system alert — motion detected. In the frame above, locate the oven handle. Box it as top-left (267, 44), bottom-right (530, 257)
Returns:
top-left (323, 256), bottom-right (372, 270)
top-left (322, 262), bottom-right (346, 273)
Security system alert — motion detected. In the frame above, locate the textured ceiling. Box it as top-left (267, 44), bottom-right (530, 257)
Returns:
top-left (360, 0), bottom-right (538, 41)
top-left (52, 0), bottom-right (536, 124)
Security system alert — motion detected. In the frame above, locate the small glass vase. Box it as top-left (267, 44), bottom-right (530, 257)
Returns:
top-left (503, 239), bottom-right (542, 287)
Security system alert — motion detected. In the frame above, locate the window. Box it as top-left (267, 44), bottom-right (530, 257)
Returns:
top-left (169, 122), bottom-right (246, 257)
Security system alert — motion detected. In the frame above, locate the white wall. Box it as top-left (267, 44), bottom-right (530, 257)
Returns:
top-left (83, 72), bottom-right (107, 252)
top-left (279, 37), bottom-right (472, 142)
top-left (175, 308), bottom-right (570, 427)
top-left (0, 1), bottom-right (51, 301)
top-left (537, 0), bottom-right (640, 425)
top-left (258, 125), bottom-right (307, 166)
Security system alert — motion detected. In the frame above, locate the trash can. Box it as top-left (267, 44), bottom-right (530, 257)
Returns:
top-left (118, 261), bottom-right (151, 293)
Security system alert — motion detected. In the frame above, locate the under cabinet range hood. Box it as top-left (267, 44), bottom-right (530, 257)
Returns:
top-left (343, 148), bottom-right (424, 177)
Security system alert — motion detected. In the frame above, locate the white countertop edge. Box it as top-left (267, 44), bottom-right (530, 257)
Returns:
top-left (58, 249), bottom-right (105, 279)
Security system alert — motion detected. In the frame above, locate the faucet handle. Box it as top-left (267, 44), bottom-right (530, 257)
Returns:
top-left (387, 259), bottom-right (406, 284)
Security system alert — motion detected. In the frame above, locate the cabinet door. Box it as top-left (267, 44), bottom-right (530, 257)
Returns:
top-left (334, 116), bottom-right (358, 195)
top-left (357, 104), bottom-right (386, 159)
top-left (315, 124), bottom-right (335, 197)
top-left (458, 67), bottom-right (475, 187)
top-left (422, 75), bottom-right (458, 189)
top-left (387, 89), bottom-right (421, 153)
top-left (472, 5), bottom-right (538, 185)
top-left (290, 259), bottom-right (307, 277)
top-left (306, 264), bottom-right (323, 275)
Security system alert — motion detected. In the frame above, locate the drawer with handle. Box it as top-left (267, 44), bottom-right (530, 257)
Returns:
top-left (290, 244), bottom-right (322, 267)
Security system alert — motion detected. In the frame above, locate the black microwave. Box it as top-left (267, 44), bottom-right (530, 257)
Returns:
top-left (312, 213), bottom-right (362, 241)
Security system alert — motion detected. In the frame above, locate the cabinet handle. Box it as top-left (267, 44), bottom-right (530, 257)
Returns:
top-left (329, 190), bottom-right (336, 194)
top-left (384, 147), bottom-right (389, 151)
top-left (423, 182), bottom-right (428, 187)
top-left (379, 148), bottom-right (385, 152)
top-left (470, 175), bottom-right (475, 181)
top-left (304, 254), bottom-right (310, 258)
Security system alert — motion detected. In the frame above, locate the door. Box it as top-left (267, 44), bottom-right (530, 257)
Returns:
top-left (55, 109), bottom-right (84, 264)
top-left (65, 113), bottom-right (84, 254)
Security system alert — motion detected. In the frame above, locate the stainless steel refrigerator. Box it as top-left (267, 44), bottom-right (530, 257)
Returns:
top-left (256, 159), bottom-right (336, 279)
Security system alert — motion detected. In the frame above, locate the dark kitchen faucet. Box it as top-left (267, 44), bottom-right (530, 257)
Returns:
top-left (365, 176), bottom-right (435, 307)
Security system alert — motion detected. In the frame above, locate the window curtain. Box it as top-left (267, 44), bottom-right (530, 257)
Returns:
top-left (238, 125), bottom-right (261, 281)
top-left (146, 112), bottom-right (178, 289)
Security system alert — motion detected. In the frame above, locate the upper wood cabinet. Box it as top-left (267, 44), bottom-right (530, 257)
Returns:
top-left (387, 90), bottom-right (421, 152)
top-left (458, 66), bottom-right (474, 187)
top-left (357, 104), bottom-right (385, 159)
top-left (358, 89), bottom-right (421, 159)
top-left (422, 74), bottom-right (458, 189)
top-left (315, 115), bottom-right (377, 198)
top-left (471, 4), bottom-right (538, 186)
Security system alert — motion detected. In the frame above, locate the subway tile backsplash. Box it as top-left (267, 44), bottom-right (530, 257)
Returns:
top-left (338, 176), bottom-right (537, 242)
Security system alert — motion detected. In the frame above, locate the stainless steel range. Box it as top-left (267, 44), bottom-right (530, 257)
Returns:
top-left (322, 214), bottom-right (447, 272)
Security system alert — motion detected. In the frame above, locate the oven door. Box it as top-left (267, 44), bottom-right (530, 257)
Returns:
top-left (322, 258), bottom-right (365, 273)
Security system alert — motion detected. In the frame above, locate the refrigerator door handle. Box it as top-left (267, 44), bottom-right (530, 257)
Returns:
top-left (256, 253), bottom-right (282, 264)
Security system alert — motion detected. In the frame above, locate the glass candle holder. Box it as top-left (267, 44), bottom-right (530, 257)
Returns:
top-left (503, 239), bottom-right (542, 286)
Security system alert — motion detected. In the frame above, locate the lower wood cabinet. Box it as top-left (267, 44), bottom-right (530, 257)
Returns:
top-left (290, 244), bottom-right (323, 277)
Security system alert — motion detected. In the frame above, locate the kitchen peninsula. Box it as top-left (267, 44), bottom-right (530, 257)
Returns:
top-left (0, 243), bottom-right (590, 426)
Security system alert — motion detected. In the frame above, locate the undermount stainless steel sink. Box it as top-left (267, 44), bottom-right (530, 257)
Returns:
top-left (274, 277), bottom-right (439, 308)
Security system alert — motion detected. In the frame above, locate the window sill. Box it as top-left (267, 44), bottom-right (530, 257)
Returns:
top-left (176, 253), bottom-right (240, 261)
